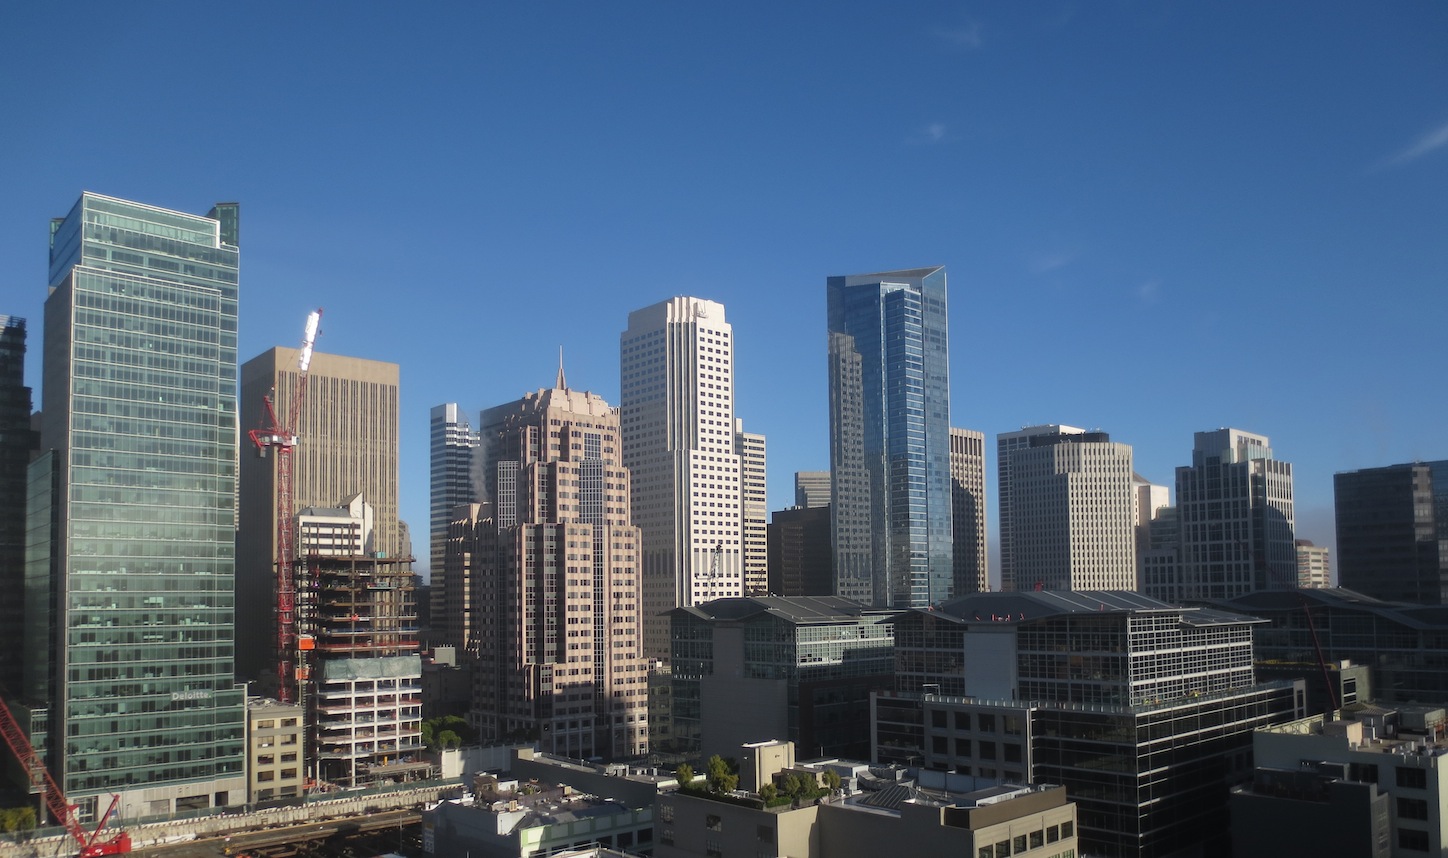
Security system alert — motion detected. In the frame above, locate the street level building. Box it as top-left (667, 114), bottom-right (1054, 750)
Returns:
top-left (668, 596), bottom-right (896, 761)
top-left (245, 698), bottom-right (304, 805)
top-left (1206, 587), bottom-right (1448, 706)
top-left (655, 741), bottom-right (1078, 858)
top-left (1237, 707), bottom-right (1448, 857)
top-left (621, 297), bottom-right (745, 660)
top-left (828, 267), bottom-right (952, 608)
top-left (1335, 461), bottom-right (1448, 605)
top-left (878, 590), bottom-right (1304, 857)
top-left (27, 193), bottom-right (246, 816)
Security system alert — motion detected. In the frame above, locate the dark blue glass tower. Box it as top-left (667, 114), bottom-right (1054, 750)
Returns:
top-left (827, 267), bottom-right (951, 608)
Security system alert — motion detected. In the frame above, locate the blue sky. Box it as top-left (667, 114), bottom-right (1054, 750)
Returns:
top-left (3, 3), bottom-right (1445, 584)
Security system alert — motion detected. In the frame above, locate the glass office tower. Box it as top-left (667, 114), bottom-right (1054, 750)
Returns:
top-left (33, 193), bottom-right (245, 816)
top-left (827, 267), bottom-right (952, 608)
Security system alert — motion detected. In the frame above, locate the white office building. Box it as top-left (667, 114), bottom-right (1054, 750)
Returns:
top-left (621, 297), bottom-right (745, 659)
top-left (997, 425), bottom-right (1084, 592)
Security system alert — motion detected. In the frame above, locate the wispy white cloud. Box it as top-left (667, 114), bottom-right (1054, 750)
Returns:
top-left (934, 20), bottom-right (982, 50)
top-left (1028, 247), bottom-right (1079, 274)
top-left (1137, 279), bottom-right (1161, 304)
top-left (1372, 120), bottom-right (1448, 171)
top-left (908, 122), bottom-right (950, 146)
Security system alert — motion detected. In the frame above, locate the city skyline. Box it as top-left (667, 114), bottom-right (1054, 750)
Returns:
top-left (3, 4), bottom-right (1446, 586)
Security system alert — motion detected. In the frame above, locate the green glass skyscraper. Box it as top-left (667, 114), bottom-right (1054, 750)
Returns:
top-left (29, 193), bottom-right (245, 817)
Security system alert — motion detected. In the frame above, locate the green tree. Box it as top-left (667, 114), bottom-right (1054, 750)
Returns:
top-left (675, 762), bottom-right (695, 788)
top-left (706, 755), bottom-right (739, 794)
top-left (758, 783), bottom-right (778, 803)
top-left (822, 769), bottom-right (842, 791)
top-left (438, 729), bottom-right (461, 749)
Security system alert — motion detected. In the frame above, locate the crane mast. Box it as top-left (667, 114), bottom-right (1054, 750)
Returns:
top-left (0, 696), bottom-right (130, 856)
top-left (249, 309), bottom-right (322, 704)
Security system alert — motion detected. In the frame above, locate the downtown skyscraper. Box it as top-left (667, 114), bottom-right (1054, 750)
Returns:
top-left (1176, 429), bottom-right (1296, 599)
top-left (237, 349), bottom-right (404, 687)
top-left (827, 267), bottom-right (952, 608)
top-left (0, 315), bottom-right (35, 698)
top-left (621, 297), bottom-right (745, 660)
top-left (28, 193), bottom-right (245, 816)
top-left (469, 374), bottom-right (648, 759)
top-left (997, 425), bottom-right (1085, 592)
top-left (430, 403), bottom-right (477, 581)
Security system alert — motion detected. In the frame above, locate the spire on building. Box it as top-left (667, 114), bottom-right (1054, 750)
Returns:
top-left (556, 346), bottom-right (567, 390)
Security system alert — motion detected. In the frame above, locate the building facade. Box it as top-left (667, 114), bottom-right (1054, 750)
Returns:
top-left (29, 193), bottom-right (246, 816)
top-left (767, 505), bottom-right (833, 597)
top-left (430, 402), bottom-right (478, 594)
top-left (735, 419), bottom-right (767, 596)
top-left (621, 297), bottom-right (745, 660)
top-left (1176, 429), bottom-right (1296, 599)
top-left (793, 471), bottom-right (831, 509)
top-left (470, 378), bottom-right (649, 760)
top-left (669, 596), bottom-right (896, 761)
top-left (1335, 461), bottom-right (1448, 605)
top-left (1010, 431), bottom-right (1137, 591)
top-left (238, 348), bottom-right (404, 686)
top-left (878, 590), bottom-right (1304, 858)
top-left (0, 315), bottom-right (35, 698)
top-left (950, 427), bottom-right (988, 595)
top-left (1296, 539), bottom-right (1332, 589)
top-left (245, 698), bottom-right (304, 805)
top-left (827, 267), bottom-right (952, 608)
top-left (997, 426), bottom-right (1085, 592)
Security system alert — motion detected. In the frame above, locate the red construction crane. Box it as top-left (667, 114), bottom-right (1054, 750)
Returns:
top-left (249, 309), bottom-right (323, 703)
top-left (0, 696), bottom-right (130, 857)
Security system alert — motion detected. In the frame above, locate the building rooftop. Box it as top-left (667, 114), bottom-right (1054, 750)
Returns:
top-left (669, 595), bottom-right (898, 625)
top-left (905, 589), bottom-right (1262, 627)
top-left (1203, 587), bottom-right (1448, 631)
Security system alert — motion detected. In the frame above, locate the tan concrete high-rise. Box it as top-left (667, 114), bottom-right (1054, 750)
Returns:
top-left (949, 427), bottom-right (988, 595)
top-left (238, 349), bottom-right (403, 685)
top-left (735, 418), bottom-right (768, 596)
top-left (468, 373), bottom-right (647, 760)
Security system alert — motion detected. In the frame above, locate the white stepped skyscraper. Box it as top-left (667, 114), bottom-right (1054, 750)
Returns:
top-left (621, 297), bottom-right (744, 659)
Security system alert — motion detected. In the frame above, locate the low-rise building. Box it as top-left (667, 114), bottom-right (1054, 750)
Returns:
top-left (654, 741), bottom-right (1077, 858)
top-left (246, 698), bottom-right (304, 805)
top-left (422, 770), bottom-right (655, 857)
top-left (669, 596), bottom-right (896, 761)
top-left (1242, 706), bottom-right (1448, 857)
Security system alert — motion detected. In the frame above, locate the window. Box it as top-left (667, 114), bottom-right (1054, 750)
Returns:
top-left (1397, 767), bottom-right (1428, 789)
top-left (994, 839), bottom-right (1011, 856)
top-left (1047, 824), bottom-right (1060, 843)
top-left (659, 802), bottom-right (674, 823)
top-left (1004, 743), bottom-right (1022, 763)
top-left (757, 825), bottom-right (774, 844)
top-left (1399, 829), bottom-right (1429, 852)
top-left (1030, 830), bottom-right (1043, 848)
top-left (979, 714), bottom-right (996, 733)
top-left (932, 710), bottom-right (947, 728)
top-left (979, 847), bottom-right (993, 858)
top-left (706, 814), bottom-right (722, 831)
top-left (1013, 835), bottom-right (1027, 852)
top-left (1398, 797), bottom-right (1430, 820)
top-left (1061, 821), bottom-right (1073, 838)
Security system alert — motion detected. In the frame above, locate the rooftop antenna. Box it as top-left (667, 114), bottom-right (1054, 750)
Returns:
top-left (556, 346), bottom-right (567, 390)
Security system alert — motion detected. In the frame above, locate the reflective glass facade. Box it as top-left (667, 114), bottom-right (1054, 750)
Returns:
top-left (36, 193), bottom-right (244, 810)
top-left (827, 267), bottom-right (951, 608)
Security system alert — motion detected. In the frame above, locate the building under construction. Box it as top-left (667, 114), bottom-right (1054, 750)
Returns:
top-left (294, 498), bottom-right (426, 788)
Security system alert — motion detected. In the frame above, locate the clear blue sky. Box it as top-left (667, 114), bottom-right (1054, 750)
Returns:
top-left (4, 3), bottom-right (1445, 584)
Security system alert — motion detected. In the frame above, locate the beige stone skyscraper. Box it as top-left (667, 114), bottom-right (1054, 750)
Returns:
top-left (950, 427), bottom-right (988, 595)
top-left (237, 349), bottom-right (403, 684)
top-left (735, 418), bottom-right (768, 596)
top-left (468, 374), bottom-right (647, 760)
